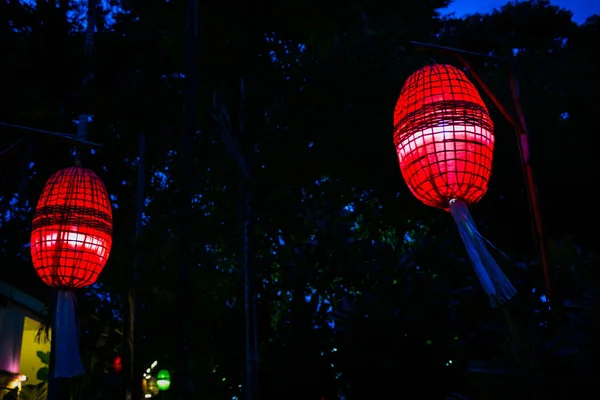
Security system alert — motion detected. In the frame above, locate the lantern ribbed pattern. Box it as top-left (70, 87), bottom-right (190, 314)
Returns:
top-left (30, 166), bottom-right (113, 289)
top-left (393, 64), bottom-right (494, 210)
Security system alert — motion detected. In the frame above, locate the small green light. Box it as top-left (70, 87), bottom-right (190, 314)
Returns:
top-left (426, 340), bottom-right (432, 345)
top-left (157, 369), bottom-right (170, 391)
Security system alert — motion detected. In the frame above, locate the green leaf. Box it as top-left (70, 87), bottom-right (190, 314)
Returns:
top-left (36, 351), bottom-right (50, 365)
top-left (36, 367), bottom-right (49, 382)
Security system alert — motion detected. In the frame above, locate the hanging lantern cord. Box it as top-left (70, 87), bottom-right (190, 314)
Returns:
top-left (74, 114), bottom-right (89, 165)
top-left (0, 122), bottom-right (102, 156)
top-left (74, 0), bottom-right (96, 166)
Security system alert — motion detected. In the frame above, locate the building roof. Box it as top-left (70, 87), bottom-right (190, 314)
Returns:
top-left (0, 281), bottom-right (47, 320)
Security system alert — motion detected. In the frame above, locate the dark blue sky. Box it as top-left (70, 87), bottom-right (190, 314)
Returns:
top-left (443, 0), bottom-right (600, 24)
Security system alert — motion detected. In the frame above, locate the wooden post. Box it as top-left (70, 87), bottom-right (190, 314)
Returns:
top-left (507, 65), bottom-right (553, 305)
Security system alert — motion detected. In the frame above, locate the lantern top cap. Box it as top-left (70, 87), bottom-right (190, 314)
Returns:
top-left (394, 63), bottom-right (490, 129)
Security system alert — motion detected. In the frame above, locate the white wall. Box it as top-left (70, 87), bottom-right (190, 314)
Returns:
top-left (0, 307), bottom-right (24, 374)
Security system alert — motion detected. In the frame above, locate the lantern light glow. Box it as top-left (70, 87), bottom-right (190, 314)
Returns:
top-left (30, 166), bottom-right (113, 289)
top-left (157, 369), bottom-right (171, 391)
top-left (394, 64), bottom-right (494, 210)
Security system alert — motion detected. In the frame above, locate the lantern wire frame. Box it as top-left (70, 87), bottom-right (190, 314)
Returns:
top-left (30, 166), bottom-right (113, 289)
top-left (394, 64), bottom-right (494, 210)
top-left (393, 64), bottom-right (516, 307)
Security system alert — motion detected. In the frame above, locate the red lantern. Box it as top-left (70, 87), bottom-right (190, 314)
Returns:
top-left (394, 64), bottom-right (494, 209)
top-left (31, 166), bottom-right (112, 288)
top-left (113, 355), bottom-right (122, 373)
top-left (394, 64), bottom-right (516, 307)
top-left (30, 166), bottom-right (113, 377)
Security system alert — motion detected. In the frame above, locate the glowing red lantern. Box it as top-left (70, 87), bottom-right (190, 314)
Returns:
top-left (30, 166), bottom-right (113, 377)
top-left (113, 356), bottom-right (122, 373)
top-left (394, 64), bottom-right (516, 307)
top-left (31, 166), bottom-right (112, 288)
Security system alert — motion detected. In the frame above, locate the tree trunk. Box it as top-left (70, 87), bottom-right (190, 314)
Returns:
top-left (236, 24), bottom-right (260, 395)
top-left (122, 132), bottom-right (146, 400)
top-left (132, 132), bottom-right (145, 400)
top-left (240, 178), bottom-right (258, 400)
top-left (174, 0), bottom-right (198, 398)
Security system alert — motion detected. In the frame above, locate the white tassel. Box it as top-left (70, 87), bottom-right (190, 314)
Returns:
top-left (449, 199), bottom-right (517, 308)
top-left (53, 291), bottom-right (85, 378)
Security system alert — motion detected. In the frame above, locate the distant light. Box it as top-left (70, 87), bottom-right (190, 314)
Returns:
top-left (144, 395), bottom-right (152, 398)
top-left (151, 360), bottom-right (158, 369)
top-left (19, 375), bottom-right (27, 382)
top-left (7, 378), bottom-right (20, 389)
top-left (113, 356), bottom-right (122, 373)
top-left (157, 370), bottom-right (171, 391)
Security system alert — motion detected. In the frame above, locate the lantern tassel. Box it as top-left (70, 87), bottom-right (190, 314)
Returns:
top-left (449, 199), bottom-right (517, 308)
top-left (52, 290), bottom-right (85, 378)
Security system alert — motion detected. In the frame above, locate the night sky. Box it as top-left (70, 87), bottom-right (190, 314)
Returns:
top-left (444, 0), bottom-right (600, 24)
